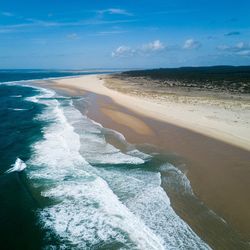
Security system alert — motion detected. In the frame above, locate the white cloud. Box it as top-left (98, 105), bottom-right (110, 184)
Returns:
top-left (183, 39), bottom-right (201, 49)
top-left (237, 50), bottom-right (250, 56)
top-left (112, 40), bottom-right (166, 58)
top-left (112, 46), bottom-right (135, 57)
top-left (1, 12), bottom-right (14, 17)
top-left (217, 42), bottom-right (250, 56)
top-left (142, 40), bottom-right (165, 52)
top-left (67, 33), bottom-right (79, 40)
top-left (217, 45), bottom-right (229, 51)
top-left (98, 8), bottom-right (132, 16)
top-left (217, 42), bottom-right (250, 52)
top-left (235, 42), bottom-right (248, 50)
top-left (0, 18), bottom-right (137, 34)
top-left (93, 30), bottom-right (127, 36)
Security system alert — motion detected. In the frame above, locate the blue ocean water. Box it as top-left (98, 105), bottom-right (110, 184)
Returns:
top-left (0, 69), bottom-right (111, 83)
top-left (0, 71), bottom-right (214, 250)
top-left (0, 84), bottom-right (45, 174)
top-left (0, 83), bottom-right (46, 249)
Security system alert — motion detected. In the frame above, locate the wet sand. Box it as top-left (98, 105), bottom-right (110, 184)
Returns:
top-left (86, 93), bottom-right (250, 243)
top-left (37, 76), bottom-right (250, 247)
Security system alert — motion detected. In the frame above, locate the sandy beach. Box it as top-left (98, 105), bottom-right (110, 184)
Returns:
top-left (39, 74), bottom-right (250, 245)
top-left (50, 74), bottom-right (250, 151)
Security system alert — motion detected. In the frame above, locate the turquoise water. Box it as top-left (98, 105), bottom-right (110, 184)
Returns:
top-left (0, 72), bottom-right (212, 249)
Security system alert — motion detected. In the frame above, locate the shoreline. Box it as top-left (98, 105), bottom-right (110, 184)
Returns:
top-left (35, 75), bottom-right (250, 242)
top-left (85, 92), bottom-right (250, 243)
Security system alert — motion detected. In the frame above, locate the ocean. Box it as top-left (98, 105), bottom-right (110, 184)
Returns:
top-left (0, 70), bottom-right (212, 249)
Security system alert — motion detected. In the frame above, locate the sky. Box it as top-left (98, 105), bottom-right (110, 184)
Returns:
top-left (0, 0), bottom-right (250, 69)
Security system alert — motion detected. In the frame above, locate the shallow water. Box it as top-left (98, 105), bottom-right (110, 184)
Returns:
top-left (26, 88), bottom-right (210, 249)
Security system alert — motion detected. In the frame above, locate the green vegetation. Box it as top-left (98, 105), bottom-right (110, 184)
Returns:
top-left (120, 66), bottom-right (250, 93)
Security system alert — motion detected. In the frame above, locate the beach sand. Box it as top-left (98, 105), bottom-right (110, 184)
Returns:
top-left (51, 74), bottom-right (250, 151)
top-left (38, 75), bottom-right (250, 244)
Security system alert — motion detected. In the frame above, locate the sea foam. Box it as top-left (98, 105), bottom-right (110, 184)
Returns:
top-left (26, 88), bottom-right (210, 249)
top-left (5, 158), bottom-right (27, 173)
top-left (27, 90), bottom-right (165, 249)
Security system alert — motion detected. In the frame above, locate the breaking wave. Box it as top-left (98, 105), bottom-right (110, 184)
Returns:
top-left (24, 87), bottom-right (210, 249)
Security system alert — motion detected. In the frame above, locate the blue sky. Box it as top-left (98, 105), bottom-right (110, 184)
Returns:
top-left (0, 0), bottom-right (250, 69)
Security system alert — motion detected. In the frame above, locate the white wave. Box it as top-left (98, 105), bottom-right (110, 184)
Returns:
top-left (5, 158), bottom-right (27, 173)
top-left (102, 127), bottom-right (153, 161)
top-left (93, 167), bottom-right (210, 249)
top-left (10, 95), bottom-right (22, 98)
top-left (0, 81), bottom-right (31, 86)
top-left (39, 177), bottom-right (165, 250)
top-left (27, 96), bottom-right (165, 249)
top-left (25, 87), bottom-right (55, 103)
top-left (127, 149), bottom-right (152, 161)
top-left (0, 82), bottom-right (55, 102)
top-left (160, 163), bottom-right (194, 195)
top-left (25, 89), bottom-right (210, 249)
top-left (8, 108), bottom-right (28, 111)
top-left (127, 184), bottom-right (207, 249)
top-left (0, 75), bottom-right (83, 86)
top-left (62, 102), bottom-right (146, 165)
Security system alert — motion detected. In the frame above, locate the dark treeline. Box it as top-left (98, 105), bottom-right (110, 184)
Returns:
top-left (120, 66), bottom-right (250, 93)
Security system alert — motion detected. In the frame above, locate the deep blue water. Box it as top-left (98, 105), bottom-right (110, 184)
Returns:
top-left (0, 69), bottom-right (111, 175)
top-left (0, 83), bottom-right (46, 250)
top-left (0, 69), bottom-right (112, 83)
top-left (0, 84), bottom-right (45, 174)
top-left (0, 70), bottom-right (101, 250)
